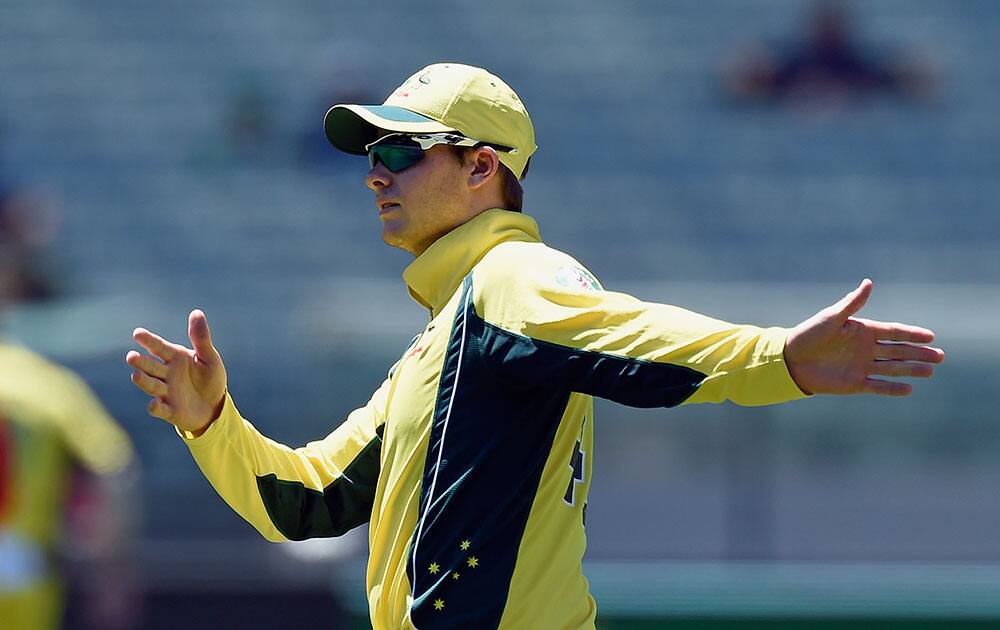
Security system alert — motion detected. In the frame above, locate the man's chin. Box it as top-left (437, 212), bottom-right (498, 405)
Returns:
top-left (381, 227), bottom-right (416, 255)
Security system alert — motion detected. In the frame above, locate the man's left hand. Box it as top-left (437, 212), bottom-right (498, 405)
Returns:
top-left (784, 279), bottom-right (945, 396)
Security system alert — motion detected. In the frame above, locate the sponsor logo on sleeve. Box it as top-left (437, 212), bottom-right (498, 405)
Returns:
top-left (554, 266), bottom-right (603, 291)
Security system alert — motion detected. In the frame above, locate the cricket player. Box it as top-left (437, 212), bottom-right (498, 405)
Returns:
top-left (125, 63), bottom-right (944, 629)
top-left (0, 342), bottom-right (136, 630)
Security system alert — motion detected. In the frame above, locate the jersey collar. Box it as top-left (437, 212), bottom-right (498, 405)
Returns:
top-left (403, 209), bottom-right (542, 315)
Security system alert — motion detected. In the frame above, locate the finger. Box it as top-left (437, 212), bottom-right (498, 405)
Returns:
top-left (875, 342), bottom-right (945, 363)
top-left (148, 398), bottom-right (175, 422)
top-left (858, 319), bottom-right (935, 343)
top-left (869, 360), bottom-right (935, 378)
top-left (188, 310), bottom-right (220, 365)
top-left (131, 370), bottom-right (168, 398)
top-left (831, 279), bottom-right (872, 321)
top-left (125, 350), bottom-right (169, 380)
top-left (863, 377), bottom-right (912, 396)
top-left (133, 328), bottom-right (180, 362)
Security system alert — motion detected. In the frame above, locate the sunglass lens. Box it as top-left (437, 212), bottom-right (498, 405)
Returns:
top-left (368, 145), bottom-right (424, 173)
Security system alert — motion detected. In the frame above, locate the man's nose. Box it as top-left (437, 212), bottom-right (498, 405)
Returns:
top-left (365, 161), bottom-right (392, 191)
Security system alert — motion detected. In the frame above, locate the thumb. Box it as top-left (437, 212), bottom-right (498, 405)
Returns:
top-left (188, 309), bottom-right (220, 364)
top-left (831, 278), bottom-right (872, 321)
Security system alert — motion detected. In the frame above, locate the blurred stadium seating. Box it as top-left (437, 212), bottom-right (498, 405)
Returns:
top-left (1, 0), bottom-right (997, 627)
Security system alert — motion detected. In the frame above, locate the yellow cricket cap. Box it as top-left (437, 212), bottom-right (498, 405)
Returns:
top-left (324, 63), bottom-right (536, 179)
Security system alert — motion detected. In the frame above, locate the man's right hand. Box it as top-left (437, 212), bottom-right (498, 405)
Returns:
top-left (126, 309), bottom-right (227, 436)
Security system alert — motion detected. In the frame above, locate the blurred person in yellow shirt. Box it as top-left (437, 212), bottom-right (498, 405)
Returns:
top-left (0, 183), bottom-right (139, 630)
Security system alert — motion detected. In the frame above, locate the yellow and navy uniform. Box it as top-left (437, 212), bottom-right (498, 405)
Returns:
top-left (0, 342), bottom-right (134, 630)
top-left (182, 209), bottom-right (807, 629)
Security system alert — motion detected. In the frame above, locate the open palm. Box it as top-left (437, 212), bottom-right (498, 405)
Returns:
top-left (126, 309), bottom-right (227, 434)
top-left (784, 279), bottom-right (945, 396)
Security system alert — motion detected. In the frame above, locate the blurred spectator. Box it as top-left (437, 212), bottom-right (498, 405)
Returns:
top-left (0, 184), bottom-right (140, 629)
top-left (296, 41), bottom-right (382, 166)
top-left (188, 77), bottom-right (282, 167)
top-left (223, 80), bottom-right (276, 162)
top-left (0, 185), bottom-right (63, 304)
top-left (722, 1), bottom-right (937, 105)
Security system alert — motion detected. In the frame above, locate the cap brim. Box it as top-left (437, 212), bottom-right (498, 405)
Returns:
top-left (324, 105), bottom-right (455, 155)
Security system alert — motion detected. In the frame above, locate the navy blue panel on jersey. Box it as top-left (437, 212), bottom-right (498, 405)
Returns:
top-left (479, 320), bottom-right (707, 408)
top-left (407, 275), bottom-right (571, 628)
top-left (256, 425), bottom-right (384, 540)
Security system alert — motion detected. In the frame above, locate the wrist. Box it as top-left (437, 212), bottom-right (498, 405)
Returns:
top-left (782, 331), bottom-right (814, 396)
top-left (784, 360), bottom-right (814, 396)
top-left (187, 392), bottom-right (227, 438)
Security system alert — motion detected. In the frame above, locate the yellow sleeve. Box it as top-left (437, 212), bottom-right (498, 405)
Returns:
top-left (0, 345), bottom-right (133, 474)
top-left (180, 376), bottom-right (391, 542)
top-left (56, 372), bottom-right (135, 474)
top-left (473, 242), bottom-right (809, 408)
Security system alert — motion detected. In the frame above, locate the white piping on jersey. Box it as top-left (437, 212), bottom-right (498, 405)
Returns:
top-left (407, 287), bottom-right (473, 627)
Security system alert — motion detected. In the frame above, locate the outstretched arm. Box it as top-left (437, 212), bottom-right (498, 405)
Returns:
top-left (784, 279), bottom-right (944, 396)
top-left (472, 244), bottom-right (944, 407)
top-left (125, 310), bottom-right (390, 541)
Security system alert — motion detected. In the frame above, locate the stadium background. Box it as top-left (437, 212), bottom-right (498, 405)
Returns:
top-left (1, 0), bottom-right (998, 628)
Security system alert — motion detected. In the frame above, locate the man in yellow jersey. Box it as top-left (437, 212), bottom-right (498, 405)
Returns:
top-left (125, 63), bottom-right (945, 629)
top-left (0, 341), bottom-right (137, 630)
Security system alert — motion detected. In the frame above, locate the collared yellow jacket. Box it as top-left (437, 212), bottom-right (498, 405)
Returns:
top-left (182, 209), bottom-right (806, 629)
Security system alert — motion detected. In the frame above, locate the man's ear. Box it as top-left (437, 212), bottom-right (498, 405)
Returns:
top-left (467, 146), bottom-right (501, 190)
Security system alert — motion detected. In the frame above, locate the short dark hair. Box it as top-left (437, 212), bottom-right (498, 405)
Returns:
top-left (449, 146), bottom-right (528, 213)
